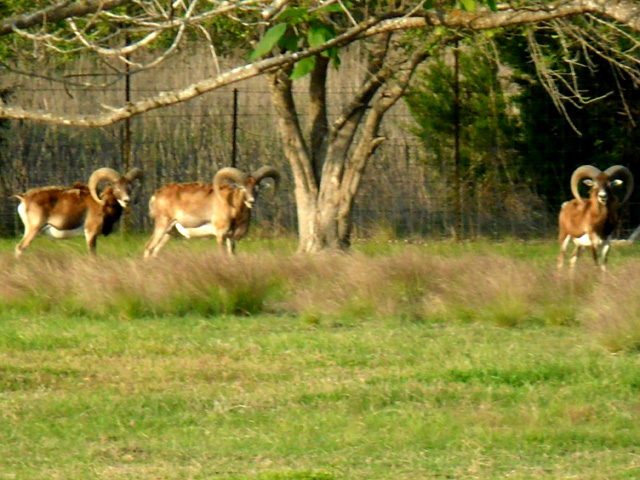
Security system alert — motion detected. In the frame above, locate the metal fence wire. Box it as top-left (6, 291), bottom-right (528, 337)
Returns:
top-left (1, 51), bottom-right (638, 242)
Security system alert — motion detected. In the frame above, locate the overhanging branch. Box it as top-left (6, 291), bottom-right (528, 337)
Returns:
top-left (0, 0), bottom-right (134, 36)
top-left (1, 0), bottom-right (639, 126)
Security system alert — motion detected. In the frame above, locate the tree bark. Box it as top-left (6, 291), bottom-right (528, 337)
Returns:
top-left (336, 45), bottom-right (431, 245)
top-left (266, 67), bottom-right (319, 250)
top-left (268, 34), bottom-right (436, 252)
top-left (308, 56), bottom-right (330, 183)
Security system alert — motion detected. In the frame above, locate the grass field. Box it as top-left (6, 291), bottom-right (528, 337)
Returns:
top-left (2, 234), bottom-right (640, 479)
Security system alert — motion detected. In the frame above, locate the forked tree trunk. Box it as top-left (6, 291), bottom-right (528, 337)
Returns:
top-left (267, 35), bottom-right (434, 252)
top-left (267, 65), bottom-right (349, 252)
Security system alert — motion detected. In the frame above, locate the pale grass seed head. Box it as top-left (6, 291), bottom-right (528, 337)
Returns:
top-left (580, 261), bottom-right (640, 352)
top-left (0, 246), bottom-right (614, 328)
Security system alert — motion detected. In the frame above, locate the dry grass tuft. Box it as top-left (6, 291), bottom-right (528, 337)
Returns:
top-left (0, 248), bottom-right (602, 328)
top-left (0, 251), bottom-right (284, 317)
top-left (579, 261), bottom-right (640, 352)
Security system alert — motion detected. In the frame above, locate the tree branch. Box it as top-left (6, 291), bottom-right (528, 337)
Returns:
top-left (362, 0), bottom-right (640, 34)
top-left (266, 67), bottom-right (317, 195)
top-left (0, 0), bottom-right (134, 36)
top-left (308, 55), bottom-right (330, 183)
top-left (331, 32), bottom-right (392, 137)
top-left (2, 0), bottom-right (640, 126)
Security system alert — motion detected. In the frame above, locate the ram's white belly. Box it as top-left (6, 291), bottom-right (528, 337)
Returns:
top-left (175, 222), bottom-right (218, 239)
top-left (16, 202), bottom-right (28, 226)
top-left (573, 234), bottom-right (603, 248)
top-left (42, 225), bottom-right (85, 239)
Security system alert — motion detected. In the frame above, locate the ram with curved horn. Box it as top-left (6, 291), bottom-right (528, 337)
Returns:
top-left (14, 167), bottom-right (144, 257)
top-left (557, 164), bottom-right (634, 272)
top-left (144, 166), bottom-right (280, 258)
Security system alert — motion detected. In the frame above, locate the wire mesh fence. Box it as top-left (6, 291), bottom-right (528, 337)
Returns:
top-left (0, 105), bottom-right (559, 242)
top-left (1, 48), bottom-right (637, 243)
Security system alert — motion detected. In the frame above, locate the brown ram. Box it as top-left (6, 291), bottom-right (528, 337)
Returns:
top-left (143, 166), bottom-right (280, 258)
top-left (557, 164), bottom-right (633, 272)
top-left (14, 167), bottom-right (144, 257)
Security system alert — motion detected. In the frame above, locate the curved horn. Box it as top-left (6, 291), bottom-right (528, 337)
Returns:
top-left (605, 165), bottom-right (634, 204)
top-left (570, 165), bottom-right (601, 201)
top-left (252, 166), bottom-right (280, 191)
top-left (213, 167), bottom-right (247, 200)
top-left (124, 167), bottom-right (144, 183)
top-left (88, 167), bottom-right (122, 205)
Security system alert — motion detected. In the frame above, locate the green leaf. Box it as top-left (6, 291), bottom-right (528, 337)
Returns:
top-left (433, 26), bottom-right (446, 37)
top-left (278, 32), bottom-right (300, 52)
top-left (320, 47), bottom-right (340, 62)
top-left (485, 0), bottom-right (497, 11)
top-left (249, 23), bottom-right (288, 61)
top-left (459, 0), bottom-right (476, 12)
top-left (307, 23), bottom-right (335, 49)
top-left (290, 56), bottom-right (316, 80)
top-left (330, 51), bottom-right (341, 69)
top-left (279, 7), bottom-right (308, 23)
top-left (424, 0), bottom-right (435, 9)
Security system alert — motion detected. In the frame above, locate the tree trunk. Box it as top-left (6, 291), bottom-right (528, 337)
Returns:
top-left (267, 60), bottom-right (353, 252)
top-left (266, 67), bottom-right (319, 250)
top-left (267, 35), bottom-right (436, 252)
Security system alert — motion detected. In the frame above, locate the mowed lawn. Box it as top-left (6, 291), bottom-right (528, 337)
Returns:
top-left (1, 235), bottom-right (640, 479)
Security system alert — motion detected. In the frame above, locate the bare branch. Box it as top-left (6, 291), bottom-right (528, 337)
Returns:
top-left (526, 27), bottom-right (583, 134)
top-left (262, 0), bottom-right (290, 20)
top-left (3, 0), bottom-right (640, 126)
top-left (0, 0), bottom-right (134, 36)
top-left (67, 19), bottom-right (163, 58)
top-left (337, 0), bottom-right (358, 27)
top-left (362, 0), bottom-right (640, 35)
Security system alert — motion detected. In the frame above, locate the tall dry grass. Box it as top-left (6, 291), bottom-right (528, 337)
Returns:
top-left (0, 247), bottom-right (593, 326)
top-left (4, 243), bottom-right (640, 350)
top-left (579, 261), bottom-right (640, 352)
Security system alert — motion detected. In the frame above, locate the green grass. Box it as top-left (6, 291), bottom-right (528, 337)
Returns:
top-left (0, 230), bottom-right (298, 258)
top-left (2, 235), bottom-right (640, 478)
top-left (2, 315), bottom-right (640, 479)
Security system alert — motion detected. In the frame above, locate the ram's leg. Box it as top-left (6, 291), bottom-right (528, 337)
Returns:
top-left (216, 233), bottom-right (226, 253)
top-left (152, 233), bottom-right (172, 257)
top-left (600, 240), bottom-right (611, 272)
top-left (225, 237), bottom-right (236, 255)
top-left (587, 232), bottom-right (603, 270)
top-left (215, 231), bottom-right (234, 255)
top-left (144, 219), bottom-right (175, 259)
top-left (84, 217), bottom-right (103, 255)
top-left (557, 234), bottom-right (571, 270)
top-left (15, 209), bottom-right (48, 259)
top-left (569, 245), bottom-right (582, 269)
top-left (15, 224), bottom-right (43, 258)
top-left (85, 230), bottom-right (98, 255)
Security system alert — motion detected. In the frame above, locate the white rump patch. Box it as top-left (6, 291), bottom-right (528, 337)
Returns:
top-left (572, 234), bottom-right (602, 248)
top-left (16, 202), bottom-right (27, 226)
top-left (175, 222), bottom-right (218, 239)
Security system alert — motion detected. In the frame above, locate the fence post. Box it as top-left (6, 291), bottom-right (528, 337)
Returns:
top-left (232, 88), bottom-right (238, 168)
top-left (453, 38), bottom-right (462, 240)
top-left (121, 37), bottom-right (132, 233)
